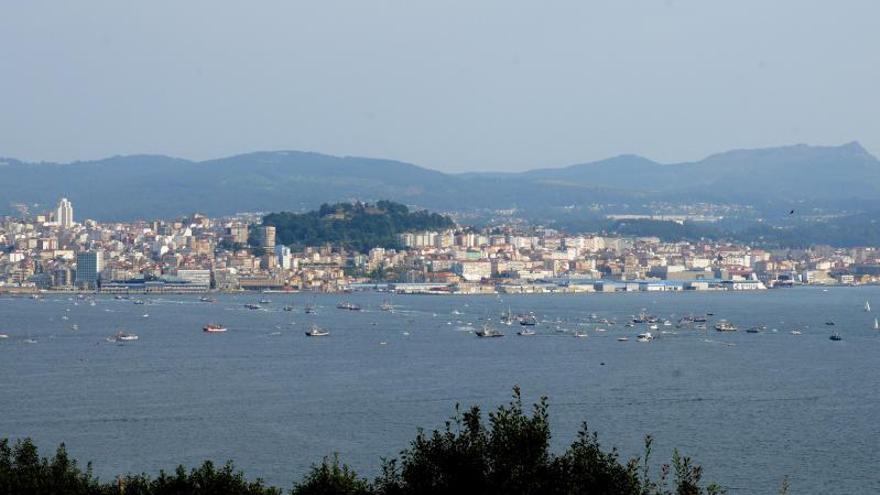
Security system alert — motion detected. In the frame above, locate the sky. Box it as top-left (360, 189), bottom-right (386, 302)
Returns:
top-left (1, 1), bottom-right (878, 172)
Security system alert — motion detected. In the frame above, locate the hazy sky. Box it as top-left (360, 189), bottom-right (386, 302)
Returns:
top-left (1, 1), bottom-right (878, 171)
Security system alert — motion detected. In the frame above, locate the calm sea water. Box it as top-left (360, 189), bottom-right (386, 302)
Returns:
top-left (1, 288), bottom-right (879, 493)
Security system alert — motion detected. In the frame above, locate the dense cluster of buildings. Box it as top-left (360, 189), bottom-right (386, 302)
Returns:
top-left (3, 198), bottom-right (880, 294)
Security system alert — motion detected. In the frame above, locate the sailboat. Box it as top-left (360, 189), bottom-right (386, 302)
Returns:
top-left (865, 301), bottom-right (871, 312)
top-left (874, 318), bottom-right (879, 330)
top-left (501, 306), bottom-right (514, 325)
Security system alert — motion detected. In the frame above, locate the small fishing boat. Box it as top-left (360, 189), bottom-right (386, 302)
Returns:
top-left (336, 301), bottom-right (361, 311)
top-left (573, 331), bottom-right (588, 338)
top-left (616, 337), bottom-right (629, 342)
top-left (305, 325), bottom-right (329, 337)
top-left (475, 323), bottom-right (504, 338)
top-left (829, 332), bottom-right (842, 341)
top-left (518, 313), bottom-right (538, 326)
top-left (636, 332), bottom-right (654, 343)
top-left (203, 323), bottom-right (227, 333)
top-left (199, 296), bottom-right (216, 303)
top-left (283, 305), bottom-right (294, 312)
top-left (790, 330), bottom-right (802, 335)
top-left (714, 320), bottom-right (737, 332)
top-left (517, 328), bottom-right (536, 336)
top-left (244, 303), bottom-right (261, 310)
top-left (108, 331), bottom-right (138, 342)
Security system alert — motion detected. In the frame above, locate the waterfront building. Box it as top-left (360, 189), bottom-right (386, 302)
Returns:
top-left (75, 250), bottom-right (102, 288)
top-left (275, 244), bottom-right (291, 269)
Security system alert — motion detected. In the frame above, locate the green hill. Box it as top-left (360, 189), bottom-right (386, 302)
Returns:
top-left (262, 200), bottom-right (454, 252)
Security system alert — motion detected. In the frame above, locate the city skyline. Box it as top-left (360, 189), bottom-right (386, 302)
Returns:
top-left (3, 196), bottom-right (877, 295)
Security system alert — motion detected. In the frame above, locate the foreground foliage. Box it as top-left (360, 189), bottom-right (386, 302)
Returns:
top-left (1, 388), bottom-right (724, 495)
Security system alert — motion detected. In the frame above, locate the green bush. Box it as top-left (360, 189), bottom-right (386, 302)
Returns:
top-left (0, 389), bottom-right (728, 495)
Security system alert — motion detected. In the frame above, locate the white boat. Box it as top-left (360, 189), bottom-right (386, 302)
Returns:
top-left (714, 320), bottom-right (738, 332)
top-left (108, 331), bottom-right (139, 342)
top-left (380, 300), bottom-right (394, 312)
top-left (866, 301), bottom-right (871, 312)
top-left (23, 338), bottom-right (38, 344)
top-left (636, 332), bottom-right (654, 342)
top-left (790, 330), bottom-right (802, 335)
top-left (573, 331), bottom-right (588, 338)
top-left (648, 324), bottom-right (659, 331)
top-left (517, 328), bottom-right (536, 336)
top-left (616, 337), bottom-right (629, 342)
top-left (475, 323), bottom-right (504, 338)
top-left (305, 325), bottom-right (329, 337)
top-left (501, 306), bottom-right (515, 325)
top-left (203, 323), bottom-right (227, 333)
top-left (0, 333), bottom-right (9, 339)
top-left (874, 318), bottom-right (879, 330)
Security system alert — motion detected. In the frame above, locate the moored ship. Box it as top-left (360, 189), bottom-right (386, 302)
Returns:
top-left (714, 320), bottom-right (737, 332)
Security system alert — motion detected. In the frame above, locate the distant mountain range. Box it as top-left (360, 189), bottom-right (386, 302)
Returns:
top-left (1, 142), bottom-right (878, 220)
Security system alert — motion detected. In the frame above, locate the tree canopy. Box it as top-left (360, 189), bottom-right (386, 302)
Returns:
top-left (0, 389), bottom-right (732, 495)
top-left (261, 201), bottom-right (455, 252)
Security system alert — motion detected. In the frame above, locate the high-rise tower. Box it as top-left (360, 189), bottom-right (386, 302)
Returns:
top-left (56, 197), bottom-right (74, 228)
